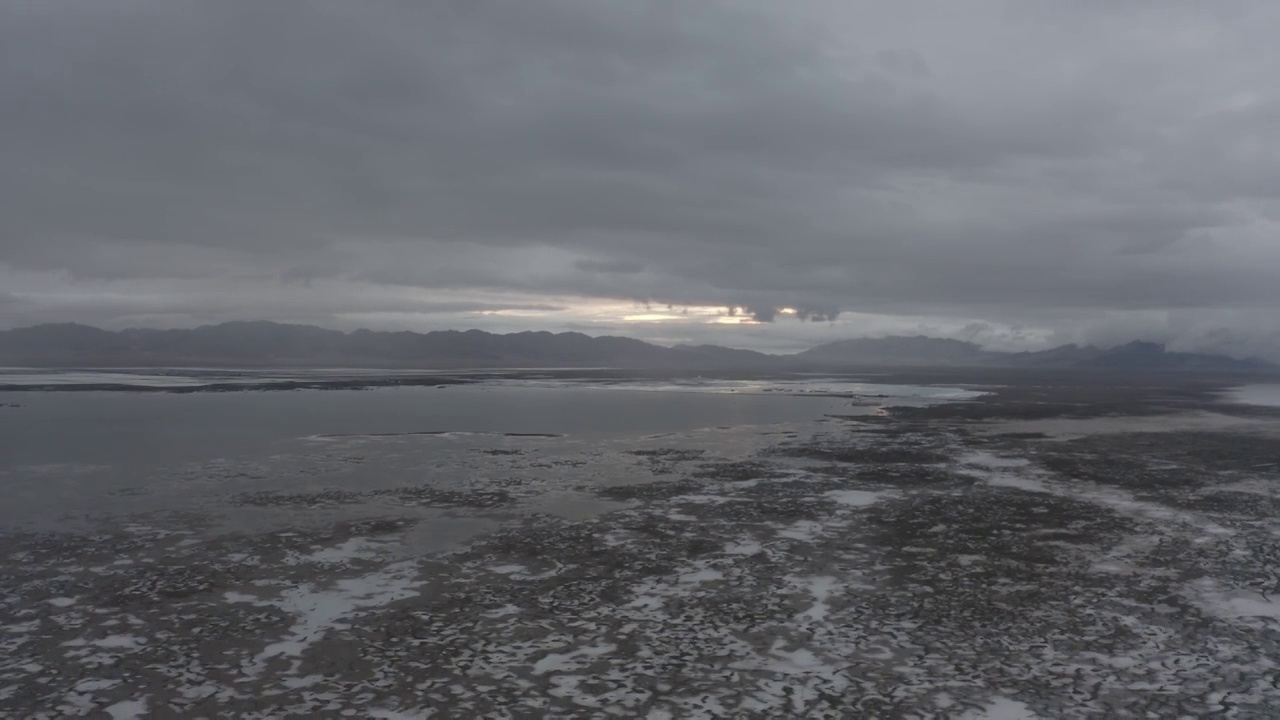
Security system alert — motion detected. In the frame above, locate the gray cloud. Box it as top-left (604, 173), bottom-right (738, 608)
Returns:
top-left (3, 1), bottom-right (1280, 355)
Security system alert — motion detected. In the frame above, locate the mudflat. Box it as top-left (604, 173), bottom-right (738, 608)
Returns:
top-left (3, 369), bottom-right (1280, 717)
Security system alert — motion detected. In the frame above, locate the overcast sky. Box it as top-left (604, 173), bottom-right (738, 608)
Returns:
top-left (3, 1), bottom-right (1279, 356)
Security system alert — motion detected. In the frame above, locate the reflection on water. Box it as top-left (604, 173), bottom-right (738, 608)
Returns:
top-left (0, 377), bottom-right (979, 531)
top-left (493, 377), bottom-right (986, 401)
top-left (1224, 384), bottom-right (1280, 408)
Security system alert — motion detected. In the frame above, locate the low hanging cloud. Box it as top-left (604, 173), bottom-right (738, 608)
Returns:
top-left (3, 1), bottom-right (1280, 356)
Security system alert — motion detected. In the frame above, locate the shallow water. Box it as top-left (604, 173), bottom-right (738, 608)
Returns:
top-left (1224, 383), bottom-right (1280, 408)
top-left (0, 384), bottom-right (845, 467)
top-left (0, 378), bottom-right (977, 529)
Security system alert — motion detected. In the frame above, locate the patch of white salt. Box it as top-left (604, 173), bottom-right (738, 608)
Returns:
top-left (777, 521), bottom-right (824, 541)
top-left (292, 537), bottom-right (394, 565)
top-left (484, 604), bottom-right (522, 618)
top-left (962, 697), bottom-right (1039, 719)
top-left (1192, 579), bottom-right (1280, 622)
top-left (73, 678), bottom-right (119, 692)
top-left (795, 576), bottom-right (838, 621)
top-left (105, 698), bottom-right (149, 719)
top-left (228, 561), bottom-right (422, 673)
top-left (95, 635), bottom-right (146, 650)
top-left (960, 451), bottom-right (1031, 469)
top-left (724, 541), bottom-right (762, 555)
top-left (678, 567), bottom-right (724, 584)
top-left (672, 494), bottom-right (742, 504)
top-left (983, 473), bottom-right (1053, 493)
top-left (825, 489), bottom-right (885, 507)
top-left (368, 710), bottom-right (429, 720)
top-left (531, 643), bottom-right (616, 675)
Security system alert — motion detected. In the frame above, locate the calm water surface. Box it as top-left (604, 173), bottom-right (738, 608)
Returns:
top-left (1224, 384), bottom-right (1280, 408)
top-left (0, 378), bottom-right (974, 530)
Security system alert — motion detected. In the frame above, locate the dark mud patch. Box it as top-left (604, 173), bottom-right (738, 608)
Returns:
top-left (669, 494), bottom-right (840, 523)
top-left (629, 448), bottom-right (708, 474)
top-left (866, 490), bottom-right (1136, 561)
top-left (769, 446), bottom-right (949, 464)
top-left (232, 486), bottom-right (513, 509)
top-left (232, 489), bottom-right (366, 508)
top-left (596, 478), bottom-right (707, 501)
top-left (370, 487), bottom-right (513, 509)
top-left (1163, 490), bottom-right (1280, 520)
top-left (503, 432), bottom-right (564, 438)
top-left (628, 448), bottom-right (706, 460)
top-left (689, 461), bottom-right (788, 482)
top-left (1040, 432), bottom-right (1280, 492)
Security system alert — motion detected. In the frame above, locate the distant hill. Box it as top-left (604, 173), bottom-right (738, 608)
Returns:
top-left (796, 335), bottom-right (1271, 372)
top-left (0, 321), bottom-right (773, 369)
top-left (1074, 341), bottom-right (1274, 372)
top-left (0, 323), bottom-right (1271, 371)
top-left (795, 336), bottom-right (999, 366)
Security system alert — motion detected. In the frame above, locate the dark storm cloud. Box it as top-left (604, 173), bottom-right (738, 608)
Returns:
top-left (2, 0), bottom-right (1279, 352)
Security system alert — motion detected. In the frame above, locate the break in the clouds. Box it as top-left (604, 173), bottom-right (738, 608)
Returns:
top-left (3, 1), bottom-right (1280, 357)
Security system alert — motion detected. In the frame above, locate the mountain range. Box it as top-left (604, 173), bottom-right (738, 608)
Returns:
top-left (0, 322), bottom-right (1272, 372)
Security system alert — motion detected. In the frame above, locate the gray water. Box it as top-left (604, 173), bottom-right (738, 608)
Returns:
top-left (0, 384), bottom-right (847, 468)
top-left (1224, 384), bottom-right (1280, 408)
top-left (0, 378), bottom-right (975, 531)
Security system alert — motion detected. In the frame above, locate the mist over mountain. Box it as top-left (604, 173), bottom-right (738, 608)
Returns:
top-left (0, 323), bottom-right (1271, 372)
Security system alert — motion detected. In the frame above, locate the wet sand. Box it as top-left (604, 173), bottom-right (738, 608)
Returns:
top-left (3, 371), bottom-right (1280, 717)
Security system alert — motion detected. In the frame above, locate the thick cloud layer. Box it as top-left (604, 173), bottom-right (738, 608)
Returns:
top-left (3, 1), bottom-right (1279, 356)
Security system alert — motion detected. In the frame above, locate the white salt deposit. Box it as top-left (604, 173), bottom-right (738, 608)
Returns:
top-left (960, 451), bottom-right (1032, 469)
top-left (368, 709), bottom-right (429, 720)
top-left (962, 697), bottom-right (1039, 719)
top-left (825, 489), bottom-right (886, 507)
top-left (95, 635), bottom-right (146, 650)
top-left (105, 698), bottom-right (149, 719)
top-left (724, 540), bottom-right (763, 555)
top-left (795, 576), bottom-right (838, 621)
top-left (678, 567), bottom-right (724, 583)
top-left (531, 644), bottom-right (616, 675)
top-left (777, 520), bottom-right (824, 541)
top-left (292, 537), bottom-right (393, 565)
top-left (1192, 579), bottom-right (1280, 621)
top-left (227, 561), bottom-right (423, 673)
top-left (73, 678), bottom-right (119, 692)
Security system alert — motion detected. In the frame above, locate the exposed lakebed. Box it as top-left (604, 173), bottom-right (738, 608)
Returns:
top-left (2, 370), bottom-right (1280, 717)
